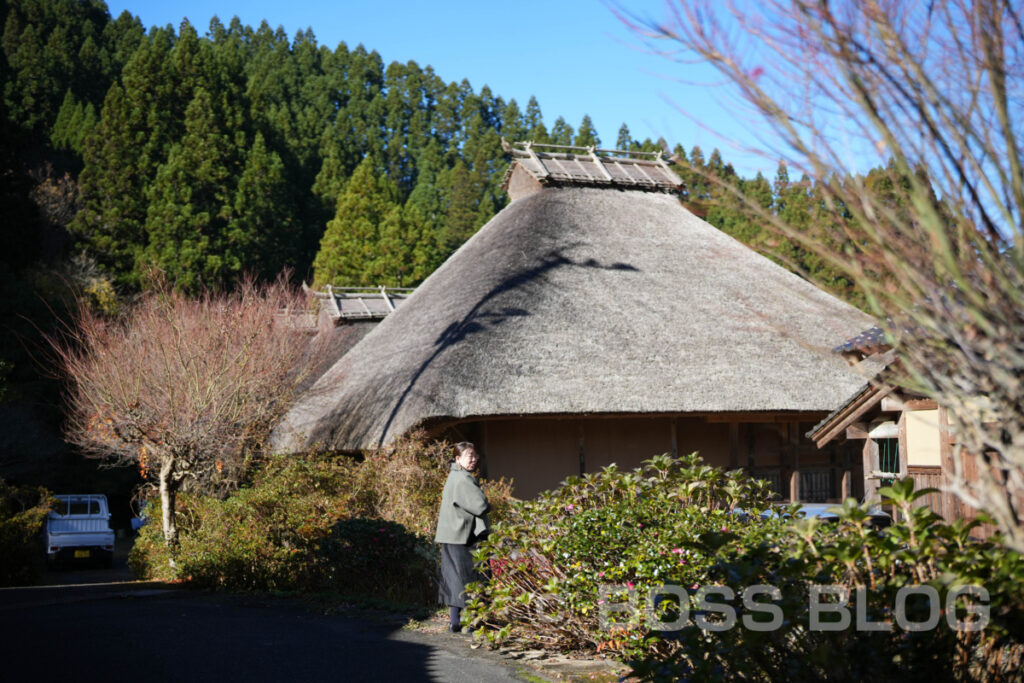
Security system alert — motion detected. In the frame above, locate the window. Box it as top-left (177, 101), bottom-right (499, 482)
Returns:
top-left (875, 437), bottom-right (900, 485)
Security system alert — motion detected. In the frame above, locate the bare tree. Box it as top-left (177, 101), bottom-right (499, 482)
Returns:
top-left (53, 275), bottom-right (319, 556)
top-left (624, 0), bottom-right (1024, 549)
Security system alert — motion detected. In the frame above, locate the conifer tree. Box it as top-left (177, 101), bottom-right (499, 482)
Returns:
top-left (312, 156), bottom-right (401, 287)
top-left (500, 98), bottom-right (527, 144)
top-left (374, 204), bottom-right (418, 286)
top-left (142, 86), bottom-right (241, 291)
top-left (550, 116), bottom-right (574, 146)
top-left (524, 95), bottom-right (548, 142)
top-left (436, 159), bottom-right (479, 255)
top-left (616, 123), bottom-right (634, 151)
top-left (50, 89), bottom-right (97, 155)
top-left (73, 27), bottom-right (179, 287)
top-left (229, 132), bottom-right (294, 278)
top-left (574, 114), bottom-right (600, 147)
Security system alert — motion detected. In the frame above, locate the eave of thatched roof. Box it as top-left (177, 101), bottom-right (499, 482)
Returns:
top-left (275, 186), bottom-right (874, 453)
top-left (805, 350), bottom-right (898, 447)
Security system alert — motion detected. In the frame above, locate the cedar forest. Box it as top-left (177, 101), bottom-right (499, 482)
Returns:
top-left (1, 0), bottom-right (900, 417)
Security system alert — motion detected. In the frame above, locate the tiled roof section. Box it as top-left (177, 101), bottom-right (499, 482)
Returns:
top-left (834, 325), bottom-right (888, 353)
top-left (501, 139), bottom-right (684, 193)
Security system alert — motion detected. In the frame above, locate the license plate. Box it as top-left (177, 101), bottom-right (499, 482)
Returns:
top-left (74, 549), bottom-right (90, 559)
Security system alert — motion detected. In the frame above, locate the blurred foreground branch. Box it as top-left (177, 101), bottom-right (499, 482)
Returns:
top-left (627, 0), bottom-right (1024, 548)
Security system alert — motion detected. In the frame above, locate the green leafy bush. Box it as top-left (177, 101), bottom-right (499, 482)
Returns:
top-left (0, 479), bottom-right (53, 586)
top-left (633, 478), bottom-right (1024, 682)
top-left (463, 453), bottom-right (781, 654)
top-left (130, 455), bottom-right (353, 588)
top-left (464, 457), bottom-right (1024, 681)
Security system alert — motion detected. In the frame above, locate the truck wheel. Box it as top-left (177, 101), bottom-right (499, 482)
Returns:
top-left (103, 551), bottom-right (114, 569)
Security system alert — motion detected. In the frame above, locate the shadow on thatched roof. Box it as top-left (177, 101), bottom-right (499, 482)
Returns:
top-left (275, 186), bottom-right (874, 453)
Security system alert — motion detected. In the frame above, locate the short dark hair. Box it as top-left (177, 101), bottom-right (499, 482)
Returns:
top-left (454, 441), bottom-right (476, 457)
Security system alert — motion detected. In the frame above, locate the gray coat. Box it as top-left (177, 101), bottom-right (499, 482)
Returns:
top-left (434, 462), bottom-right (490, 544)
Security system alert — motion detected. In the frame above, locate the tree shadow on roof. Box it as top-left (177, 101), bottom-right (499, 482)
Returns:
top-left (376, 248), bottom-right (639, 446)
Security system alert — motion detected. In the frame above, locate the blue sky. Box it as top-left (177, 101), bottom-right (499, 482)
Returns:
top-left (105, 0), bottom-right (779, 176)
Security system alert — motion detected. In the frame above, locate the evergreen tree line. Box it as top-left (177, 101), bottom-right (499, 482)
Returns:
top-left (2, 0), bottom-right (903, 307)
top-left (2, 0), bottom-right (634, 291)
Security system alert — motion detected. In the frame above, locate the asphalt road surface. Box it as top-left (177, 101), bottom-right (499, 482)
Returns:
top-left (0, 580), bottom-right (531, 683)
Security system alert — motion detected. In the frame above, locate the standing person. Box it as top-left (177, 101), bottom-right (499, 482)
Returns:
top-left (435, 441), bottom-right (490, 633)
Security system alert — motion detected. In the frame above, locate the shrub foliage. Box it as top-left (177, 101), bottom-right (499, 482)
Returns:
top-left (0, 479), bottom-right (53, 586)
top-left (464, 453), bottom-right (780, 652)
top-left (464, 455), bottom-right (1024, 681)
top-left (130, 433), bottom-right (515, 605)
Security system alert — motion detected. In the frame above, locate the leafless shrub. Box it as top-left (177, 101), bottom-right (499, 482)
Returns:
top-left (52, 273), bottom-right (321, 556)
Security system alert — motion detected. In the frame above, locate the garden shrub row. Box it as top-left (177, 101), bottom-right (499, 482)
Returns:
top-left (464, 454), bottom-right (1024, 682)
top-left (129, 433), bottom-right (514, 606)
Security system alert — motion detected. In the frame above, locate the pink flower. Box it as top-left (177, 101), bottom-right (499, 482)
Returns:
top-left (598, 599), bottom-right (605, 605)
top-left (566, 504), bottom-right (574, 511)
top-left (598, 571), bottom-right (604, 577)
top-left (689, 583), bottom-right (699, 590)
top-left (627, 582), bottom-right (635, 589)
top-left (721, 526), bottom-right (729, 532)
top-left (671, 548), bottom-right (683, 554)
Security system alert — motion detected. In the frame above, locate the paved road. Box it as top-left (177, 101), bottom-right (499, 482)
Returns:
top-left (0, 581), bottom-right (531, 683)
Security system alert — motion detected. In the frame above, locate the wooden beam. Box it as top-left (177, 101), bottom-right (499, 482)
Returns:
top-left (880, 395), bottom-right (905, 412)
top-left (704, 412), bottom-right (826, 423)
top-left (813, 384), bottom-right (895, 448)
top-left (904, 398), bottom-right (938, 411)
top-left (846, 423), bottom-right (870, 439)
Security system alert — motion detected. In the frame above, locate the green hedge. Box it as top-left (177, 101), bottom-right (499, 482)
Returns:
top-left (0, 479), bottom-right (53, 586)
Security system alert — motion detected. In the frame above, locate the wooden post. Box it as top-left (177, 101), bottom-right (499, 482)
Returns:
top-left (897, 411), bottom-right (909, 479)
top-left (747, 424), bottom-right (756, 468)
top-left (670, 418), bottom-right (678, 458)
top-left (841, 442), bottom-right (853, 500)
top-left (729, 422), bottom-right (739, 469)
top-left (938, 407), bottom-right (957, 520)
top-left (789, 423), bottom-right (801, 502)
top-left (578, 421), bottom-right (586, 476)
top-left (863, 438), bottom-right (879, 503)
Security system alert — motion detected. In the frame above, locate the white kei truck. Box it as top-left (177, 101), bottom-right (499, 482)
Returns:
top-left (46, 494), bottom-right (115, 568)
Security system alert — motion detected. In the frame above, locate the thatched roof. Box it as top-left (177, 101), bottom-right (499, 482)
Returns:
top-left (275, 185), bottom-right (874, 453)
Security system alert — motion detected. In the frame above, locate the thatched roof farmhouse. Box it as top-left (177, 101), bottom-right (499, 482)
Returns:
top-left (276, 142), bottom-right (875, 499)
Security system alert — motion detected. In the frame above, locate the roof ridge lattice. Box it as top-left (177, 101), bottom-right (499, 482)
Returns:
top-left (500, 138), bottom-right (684, 194)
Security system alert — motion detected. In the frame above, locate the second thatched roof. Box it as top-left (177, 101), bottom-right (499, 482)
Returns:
top-left (275, 185), bottom-right (873, 452)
